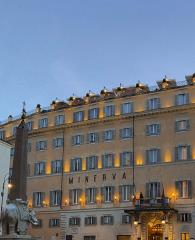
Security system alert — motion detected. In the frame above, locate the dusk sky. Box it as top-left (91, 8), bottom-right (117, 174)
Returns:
top-left (0, 0), bottom-right (195, 121)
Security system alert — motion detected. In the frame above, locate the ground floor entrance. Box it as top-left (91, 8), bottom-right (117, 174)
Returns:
top-left (148, 223), bottom-right (163, 240)
top-left (117, 235), bottom-right (131, 240)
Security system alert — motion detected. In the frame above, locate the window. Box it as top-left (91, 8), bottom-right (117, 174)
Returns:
top-left (175, 120), bottom-right (190, 132)
top-left (102, 154), bottom-right (114, 169)
top-left (146, 182), bottom-right (161, 198)
top-left (87, 132), bottom-right (99, 144)
top-left (50, 190), bottom-right (61, 206)
top-left (49, 218), bottom-right (60, 227)
top-left (53, 137), bottom-right (64, 148)
top-left (120, 128), bottom-right (133, 139)
top-left (178, 213), bottom-right (192, 223)
top-left (0, 130), bottom-right (5, 140)
top-left (85, 216), bottom-right (97, 225)
top-left (26, 121), bottom-right (33, 131)
top-left (86, 156), bottom-right (98, 170)
top-left (146, 149), bottom-right (161, 164)
top-left (103, 130), bottom-right (115, 141)
top-left (175, 145), bottom-right (191, 161)
top-left (121, 102), bottom-right (133, 114)
top-left (69, 217), bottom-right (80, 226)
top-left (146, 124), bottom-right (160, 136)
top-left (104, 105), bottom-right (115, 117)
top-left (73, 111), bottom-right (84, 122)
top-left (12, 126), bottom-right (17, 137)
top-left (85, 188), bottom-right (97, 204)
top-left (51, 160), bottom-right (62, 174)
top-left (70, 158), bottom-right (82, 172)
top-left (10, 147), bottom-right (15, 157)
top-left (120, 152), bottom-right (133, 167)
top-left (147, 98), bottom-right (160, 110)
top-left (55, 115), bottom-right (64, 125)
top-left (72, 135), bottom-right (84, 146)
top-left (69, 189), bottom-right (82, 205)
top-left (122, 215), bottom-right (131, 224)
top-left (36, 140), bottom-right (47, 151)
top-left (175, 180), bottom-right (192, 198)
top-left (88, 108), bottom-right (99, 120)
top-left (101, 215), bottom-right (114, 225)
top-left (34, 162), bottom-right (45, 175)
top-left (33, 192), bottom-right (45, 207)
top-left (181, 233), bottom-right (190, 240)
top-left (119, 185), bottom-right (133, 201)
top-left (38, 118), bottom-right (48, 128)
top-left (101, 186), bottom-right (114, 203)
top-left (84, 237), bottom-right (96, 240)
top-left (175, 93), bottom-right (189, 106)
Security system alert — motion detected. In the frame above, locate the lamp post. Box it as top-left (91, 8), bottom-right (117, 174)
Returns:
top-left (0, 173), bottom-right (12, 217)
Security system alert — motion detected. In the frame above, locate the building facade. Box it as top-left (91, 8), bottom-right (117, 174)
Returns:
top-left (1, 74), bottom-right (195, 240)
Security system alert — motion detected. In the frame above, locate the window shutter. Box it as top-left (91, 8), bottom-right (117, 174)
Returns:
top-left (102, 131), bottom-right (105, 141)
top-left (43, 162), bottom-right (46, 174)
top-left (33, 193), bottom-right (36, 207)
top-left (188, 181), bottom-right (192, 198)
top-left (120, 153), bottom-right (123, 167)
top-left (112, 106), bottom-right (115, 116)
top-left (186, 93), bottom-right (189, 104)
top-left (146, 100), bottom-right (150, 110)
top-left (146, 150), bottom-right (149, 164)
top-left (86, 157), bottom-right (89, 170)
top-left (157, 98), bottom-right (161, 108)
top-left (175, 121), bottom-right (179, 132)
top-left (112, 154), bottom-right (114, 167)
top-left (157, 149), bottom-right (161, 163)
top-left (69, 190), bottom-right (73, 205)
top-left (44, 141), bottom-right (47, 150)
top-left (36, 142), bottom-right (39, 151)
top-left (70, 159), bottom-right (73, 172)
top-left (101, 216), bottom-right (104, 225)
top-left (175, 181), bottom-right (180, 197)
top-left (175, 147), bottom-right (179, 161)
top-left (146, 125), bottom-right (150, 136)
top-left (79, 158), bottom-right (82, 171)
top-left (146, 183), bottom-right (149, 197)
top-left (81, 135), bottom-right (84, 144)
top-left (86, 134), bottom-right (90, 144)
top-left (119, 129), bottom-right (123, 139)
top-left (95, 133), bottom-right (99, 143)
top-left (52, 139), bottom-right (56, 148)
top-left (157, 124), bottom-right (160, 134)
top-left (95, 156), bottom-right (98, 169)
top-left (112, 130), bottom-right (116, 140)
top-left (110, 216), bottom-right (114, 225)
top-left (50, 191), bottom-right (53, 206)
top-left (157, 182), bottom-right (161, 197)
top-left (175, 95), bottom-right (178, 106)
top-left (119, 186), bottom-right (122, 202)
top-left (187, 145), bottom-right (191, 160)
top-left (101, 187), bottom-right (105, 203)
top-left (41, 192), bottom-right (45, 207)
top-left (72, 136), bottom-right (75, 146)
top-left (111, 186), bottom-right (115, 202)
top-left (186, 119), bottom-right (190, 130)
top-left (102, 155), bottom-right (105, 168)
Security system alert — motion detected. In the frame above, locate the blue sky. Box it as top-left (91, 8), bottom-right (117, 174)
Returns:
top-left (0, 0), bottom-right (195, 121)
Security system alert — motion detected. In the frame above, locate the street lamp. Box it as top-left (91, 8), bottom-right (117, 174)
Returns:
top-left (0, 173), bottom-right (12, 216)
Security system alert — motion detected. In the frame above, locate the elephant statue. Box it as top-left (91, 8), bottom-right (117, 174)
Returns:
top-left (1, 199), bottom-right (39, 237)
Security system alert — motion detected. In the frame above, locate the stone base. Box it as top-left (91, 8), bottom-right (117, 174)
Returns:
top-left (0, 235), bottom-right (33, 240)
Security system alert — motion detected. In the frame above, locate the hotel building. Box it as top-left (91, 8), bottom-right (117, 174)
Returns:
top-left (1, 74), bottom-right (195, 240)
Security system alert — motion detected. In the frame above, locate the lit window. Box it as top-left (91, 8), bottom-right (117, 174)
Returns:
top-left (147, 98), bottom-right (160, 110)
top-left (38, 118), bottom-right (48, 128)
top-left (120, 128), bottom-right (133, 139)
top-left (34, 162), bottom-right (45, 175)
top-left (51, 160), bottom-right (62, 174)
top-left (33, 192), bottom-right (45, 207)
top-left (85, 188), bottom-right (97, 204)
top-left (69, 189), bottom-right (82, 205)
top-left (175, 93), bottom-right (189, 106)
top-left (70, 158), bottom-right (82, 172)
top-left (120, 185), bottom-right (133, 201)
top-left (86, 156), bottom-right (98, 170)
top-left (102, 154), bottom-right (114, 169)
top-left (146, 149), bottom-right (161, 164)
top-left (181, 233), bottom-right (190, 240)
top-left (120, 151), bottom-right (133, 166)
top-left (175, 145), bottom-right (191, 161)
top-left (104, 105), bottom-right (115, 117)
top-left (121, 102), bottom-right (133, 114)
top-left (50, 190), bottom-right (61, 206)
top-left (175, 119), bottom-right (190, 132)
top-left (146, 182), bottom-right (161, 199)
top-left (73, 111), bottom-right (84, 122)
top-left (146, 124), bottom-right (160, 136)
top-left (88, 108), bottom-right (99, 120)
top-left (55, 115), bottom-right (64, 125)
top-left (101, 186), bottom-right (114, 203)
top-left (175, 180), bottom-right (192, 198)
